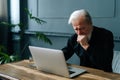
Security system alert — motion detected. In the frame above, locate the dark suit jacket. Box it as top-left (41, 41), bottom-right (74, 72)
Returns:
top-left (62, 26), bottom-right (114, 72)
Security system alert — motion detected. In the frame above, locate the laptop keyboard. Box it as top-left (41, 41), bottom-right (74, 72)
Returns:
top-left (69, 71), bottom-right (75, 74)
top-left (68, 66), bottom-right (75, 74)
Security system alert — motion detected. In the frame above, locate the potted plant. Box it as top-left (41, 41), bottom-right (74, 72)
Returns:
top-left (0, 8), bottom-right (52, 64)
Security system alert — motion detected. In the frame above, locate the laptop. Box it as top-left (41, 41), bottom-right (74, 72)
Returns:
top-left (29, 46), bottom-right (86, 78)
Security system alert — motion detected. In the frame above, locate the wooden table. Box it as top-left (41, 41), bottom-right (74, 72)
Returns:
top-left (0, 60), bottom-right (120, 80)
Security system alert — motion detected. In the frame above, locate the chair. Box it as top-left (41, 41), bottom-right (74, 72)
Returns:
top-left (112, 51), bottom-right (120, 74)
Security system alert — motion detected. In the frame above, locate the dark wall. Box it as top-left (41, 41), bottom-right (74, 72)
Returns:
top-left (0, 0), bottom-right (13, 54)
top-left (0, 0), bottom-right (10, 53)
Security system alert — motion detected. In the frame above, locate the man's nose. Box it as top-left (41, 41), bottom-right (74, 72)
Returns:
top-left (77, 30), bottom-right (82, 35)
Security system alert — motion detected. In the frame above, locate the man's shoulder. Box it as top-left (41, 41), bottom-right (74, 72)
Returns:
top-left (93, 26), bottom-right (113, 36)
top-left (68, 33), bottom-right (77, 43)
top-left (71, 33), bottom-right (77, 38)
top-left (70, 33), bottom-right (78, 41)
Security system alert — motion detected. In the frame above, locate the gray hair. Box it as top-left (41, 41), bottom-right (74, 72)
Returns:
top-left (68, 9), bottom-right (92, 24)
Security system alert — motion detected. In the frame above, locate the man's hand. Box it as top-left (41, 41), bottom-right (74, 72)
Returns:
top-left (77, 35), bottom-right (89, 50)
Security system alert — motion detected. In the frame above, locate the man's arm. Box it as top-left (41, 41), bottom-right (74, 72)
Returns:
top-left (62, 35), bottom-right (76, 60)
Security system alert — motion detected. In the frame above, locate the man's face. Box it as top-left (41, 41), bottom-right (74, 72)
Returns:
top-left (71, 16), bottom-right (92, 35)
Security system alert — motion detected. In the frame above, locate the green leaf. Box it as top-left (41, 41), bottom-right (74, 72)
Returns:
top-left (0, 21), bottom-right (16, 27)
top-left (0, 51), bottom-right (19, 64)
top-left (24, 8), bottom-right (46, 24)
top-left (36, 32), bottom-right (52, 45)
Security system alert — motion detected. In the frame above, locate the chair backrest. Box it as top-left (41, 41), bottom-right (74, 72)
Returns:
top-left (112, 51), bottom-right (120, 74)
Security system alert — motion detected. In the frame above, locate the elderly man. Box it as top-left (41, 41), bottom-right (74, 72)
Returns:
top-left (62, 9), bottom-right (114, 72)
